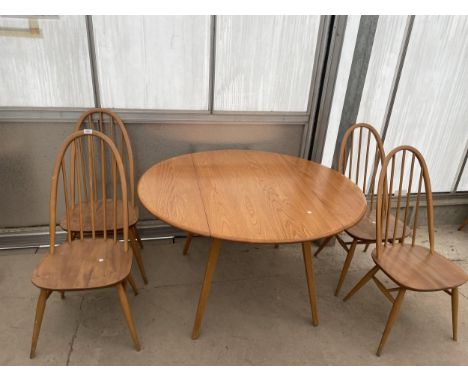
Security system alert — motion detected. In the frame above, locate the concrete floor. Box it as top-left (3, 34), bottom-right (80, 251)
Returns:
top-left (0, 225), bottom-right (467, 365)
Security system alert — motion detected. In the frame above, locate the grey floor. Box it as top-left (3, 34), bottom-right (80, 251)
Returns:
top-left (1, 225), bottom-right (467, 365)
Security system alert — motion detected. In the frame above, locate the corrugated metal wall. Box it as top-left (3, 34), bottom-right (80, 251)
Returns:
top-left (1, 15), bottom-right (467, 231)
top-left (0, 121), bottom-right (304, 227)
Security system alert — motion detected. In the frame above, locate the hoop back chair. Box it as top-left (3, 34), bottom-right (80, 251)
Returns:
top-left (60, 108), bottom-right (147, 284)
top-left (343, 145), bottom-right (468, 356)
top-left (314, 123), bottom-right (409, 296)
top-left (30, 130), bottom-right (141, 358)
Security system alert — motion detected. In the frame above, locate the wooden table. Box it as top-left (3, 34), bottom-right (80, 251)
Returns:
top-left (138, 149), bottom-right (367, 338)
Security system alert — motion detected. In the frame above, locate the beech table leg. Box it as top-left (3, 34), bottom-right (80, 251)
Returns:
top-left (183, 233), bottom-right (193, 256)
top-left (302, 241), bottom-right (319, 326)
top-left (452, 287), bottom-right (459, 341)
top-left (192, 238), bottom-right (222, 339)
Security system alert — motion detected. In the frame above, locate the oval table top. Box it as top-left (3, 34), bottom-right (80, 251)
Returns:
top-left (138, 149), bottom-right (367, 244)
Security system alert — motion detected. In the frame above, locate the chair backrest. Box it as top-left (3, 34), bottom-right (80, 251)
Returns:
top-left (49, 130), bottom-right (129, 254)
top-left (375, 145), bottom-right (434, 259)
top-left (338, 123), bottom-right (386, 210)
top-left (74, 108), bottom-right (135, 207)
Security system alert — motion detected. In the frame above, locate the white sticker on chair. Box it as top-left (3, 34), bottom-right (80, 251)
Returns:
top-left (84, 129), bottom-right (93, 135)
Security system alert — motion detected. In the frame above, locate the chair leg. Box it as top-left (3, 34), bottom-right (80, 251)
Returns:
top-left (363, 243), bottom-right (370, 252)
top-left (313, 235), bottom-right (333, 257)
top-left (458, 218), bottom-right (468, 231)
top-left (274, 243), bottom-right (279, 248)
top-left (183, 232), bottom-right (193, 256)
top-left (343, 266), bottom-right (379, 302)
top-left (335, 239), bottom-right (358, 296)
top-left (116, 283), bottom-right (141, 351)
top-left (132, 225), bottom-right (144, 249)
top-left (30, 288), bottom-right (49, 358)
top-left (192, 238), bottom-right (222, 339)
top-left (60, 291), bottom-right (65, 299)
top-left (127, 273), bottom-right (139, 296)
top-left (302, 241), bottom-right (319, 326)
top-left (129, 228), bottom-right (148, 284)
top-left (452, 287), bottom-right (459, 341)
top-left (376, 288), bottom-right (406, 356)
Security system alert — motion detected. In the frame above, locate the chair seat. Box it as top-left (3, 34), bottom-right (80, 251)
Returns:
top-left (346, 208), bottom-right (410, 242)
top-left (32, 239), bottom-right (132, 290)
top-left (60, 199), bottom-right (138, 232)
top-left (372, 244), bottom-right (468, 291)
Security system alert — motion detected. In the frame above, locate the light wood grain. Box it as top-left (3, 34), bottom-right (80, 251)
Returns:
top-left (335, 239), bottom-right (357, 296)
top-left (376, 288), bottom-right (406, 356)
top-left (346, 208), bottom-right (409, 242)
top-left (29, 289), bottom-right (48, 358)
top-left (372, 245), bottom-right (468, 292)
top-left (116, 282), bottom-right (141, 351)
top-left (32, 239), bottom-right (132, 291)
top-left (452, 287), bottom-right (459, 341)
top-left (139, 150), bottom-right (367, 243)
top-left (183, 232), bottom-right (193, 255)
top-left (60, 200), bottom-right (139, 232)
top-left (302, 241), bottom-right (319, 326)
top-left (192, 238), bottom-right (222, 339)
top-left (138, 153), bottom-right (211, 238)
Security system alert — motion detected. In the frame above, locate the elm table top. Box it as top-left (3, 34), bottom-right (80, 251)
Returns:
top-left (138, 149), bottom-right (367, 243)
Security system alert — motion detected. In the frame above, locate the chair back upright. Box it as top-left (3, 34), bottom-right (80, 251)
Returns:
top-left (375, 145), bottom-right (435, 259)
top-left (49, 130), bottom-right (129, 253)
top-left (74, 108), bottom-right (135, 208)
top-left (338, 123), bottom-right (386, 211)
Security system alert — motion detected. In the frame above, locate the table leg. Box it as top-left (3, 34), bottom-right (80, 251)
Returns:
top-left (302, 241), bottom-right (319, 326)
top-left (191, 238), bottom-right (222, 339)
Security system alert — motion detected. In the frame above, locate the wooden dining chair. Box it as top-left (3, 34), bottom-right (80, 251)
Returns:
top-left (30, 130), bottom-right (141, 358)
top-left (343, 145), bottom-right (468, 356)
top-left (59, 108), bottom-right (148, 284)
top-left (315, 123), bottom-right (408, 296)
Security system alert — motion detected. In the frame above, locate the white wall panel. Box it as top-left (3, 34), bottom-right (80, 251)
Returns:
top-left (357, 16), bottom-right (407, 131)
top-left (321, 16), bottom-right (360, 167)
top-left (214, 16), bottom-right (320, 112)
top-left (0, 16), bottom-right (93, 107)
top-left (384, 16), bottom-right (468, 192)
top-left (92, 16), bottom-right (210, 110)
